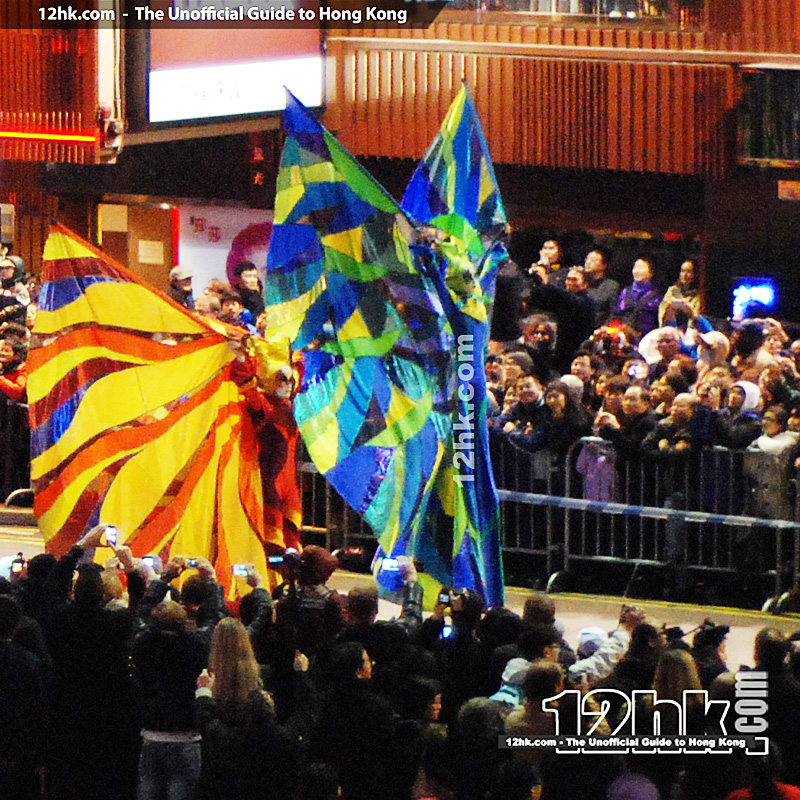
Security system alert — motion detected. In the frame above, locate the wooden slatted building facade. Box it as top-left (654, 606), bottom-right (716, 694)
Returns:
top-left (325, 44), bottom-right (736, 176)
top-left (0, 7), bottom-right (98, 271)
top-left (321, 1), bottom-right (800, 317)
top-left (323, 0), bottom-right (800, 177)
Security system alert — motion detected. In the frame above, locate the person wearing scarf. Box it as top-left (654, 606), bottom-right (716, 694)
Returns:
top-left (616, 258), bottom-right (661, 336)
top-left (0, 337), bottom-right (26, 402)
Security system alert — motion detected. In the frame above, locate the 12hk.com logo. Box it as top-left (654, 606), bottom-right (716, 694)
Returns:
top-left (534, 671), bottom-right (770, 755)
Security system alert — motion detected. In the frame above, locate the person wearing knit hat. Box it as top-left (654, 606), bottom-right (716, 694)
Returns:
top-left (169, 265), bottom-right (192, 281)
top-left (558, 373), bottom-right (584, 407)
top-left (569, 604), bottom-right (646, 686)
top-left (502, 350), bottom-right (535, 384)
top-left (607, 773), bottom-right (661, 800)
top-left (274, 545), bottom-right (343, 659)
top-left (489, 657), bottom-right (532, 708)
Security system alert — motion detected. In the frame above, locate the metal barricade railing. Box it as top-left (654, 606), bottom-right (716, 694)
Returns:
top-left (1, 399), bottom-right (31, 507)
top-left (553, 438), bottom-right (799, 522)
top-left (491, 435), bottom-right (564, 577)
top-left (297, 433), bottom-right (800, 602)
top-left (498, 486), bottom-right (800, 596)
top-left (482, 436), bottom-right (800, 599)
top-left (297, 450), bottom-right (375, 554)
top-left (557, 437), bottom-right (800, 597)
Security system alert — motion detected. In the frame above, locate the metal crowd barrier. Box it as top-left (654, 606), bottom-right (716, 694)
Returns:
top-left (490, 436), bottom-right (564, 578)
top-left (1, 398), bottom-right (31, 506)
top-left (298, 446), bottom-right (375, 554)
top-left (495, 436), bottom-right (800, 599)
top-left (296, 435), bottom-right (800, 601)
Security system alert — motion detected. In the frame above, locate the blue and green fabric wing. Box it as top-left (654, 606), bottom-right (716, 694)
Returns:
top-left (266, 90), bottom-right (507, 606)
top-left (264, 93), bottom-right (456, 575)
top-left (399, 85), bottom-right (508, 607)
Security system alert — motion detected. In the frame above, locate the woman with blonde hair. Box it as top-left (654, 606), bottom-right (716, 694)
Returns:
top-left (628, 648), bottom-right (704, 737)
top-left (628, 649), bottom-right (707, 796)
top-left (205, 617), bottom-right (266, 715)
top-left (195, 618), bottom-right (307, 800)
top-left (646, 648), bottom-right (718, 741)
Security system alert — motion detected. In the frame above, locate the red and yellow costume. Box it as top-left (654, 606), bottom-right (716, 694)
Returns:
top-left (231, 345), bottom-right (304, 554)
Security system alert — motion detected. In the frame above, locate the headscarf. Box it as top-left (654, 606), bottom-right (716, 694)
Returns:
top-left (733, 381), bottom-right (760, 413)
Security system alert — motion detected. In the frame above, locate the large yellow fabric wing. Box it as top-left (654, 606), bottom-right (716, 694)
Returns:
top-left (29, 224), bottom-right (275, 587)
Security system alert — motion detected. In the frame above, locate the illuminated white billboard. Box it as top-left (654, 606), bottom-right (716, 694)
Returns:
top-left (149, 56), bottom-right (322, 122)
top-left (147, 0), bottom-right (323, 124)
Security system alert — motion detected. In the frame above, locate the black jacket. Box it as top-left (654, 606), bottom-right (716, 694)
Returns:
top-left (312, 679), bottom-right (396, 800)
top-left (196, 690), bottom-right (302, 800)
top-left (131, 624), bottom-right (207, 732)
top-left (599, 410), bottom-right (658, 461)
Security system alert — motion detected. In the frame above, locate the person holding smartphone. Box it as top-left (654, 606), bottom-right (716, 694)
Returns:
top-left (46, 529), bottom-right (142, 799)
top-left (529, 240), bottom-right (569, 289)
top-left (595, 385), bottom-right (658, 461)
top-left (195, 618), bottom-right (310, 800)
top-left (274, 546), bottom-right (343, 661)
top-left (416, 588), bottom-right (488, 725)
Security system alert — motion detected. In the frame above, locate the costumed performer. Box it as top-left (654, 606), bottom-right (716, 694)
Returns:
top-left (230, 339), bottom-right (305, 555)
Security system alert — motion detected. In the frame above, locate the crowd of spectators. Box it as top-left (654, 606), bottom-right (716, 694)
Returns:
top-left (0, 255), bottom-right (37, 499)
top-left (13, 243), bottom-right (800, 515)
top-left (7, 243), bottom-right (800, 799)
top-left (489, 241), bottom-right (800, 519)
top-left (168, 260), bottom-right (268, 336)
top-left (4, 535), bottom-right (800, 800)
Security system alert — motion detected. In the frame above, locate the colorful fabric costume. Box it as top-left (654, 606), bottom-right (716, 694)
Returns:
top-left (232, 344), bottom-right (304, 553)
top-left (397, 86), bottom-right (508, 605)
top-left (264, 89), bottom-right (507, 604)
top-left (27, 225), bottom-right (285, 592)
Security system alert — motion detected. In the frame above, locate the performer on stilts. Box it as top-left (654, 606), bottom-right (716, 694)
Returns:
top-left (231, 343), bottom-right (305, 554)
